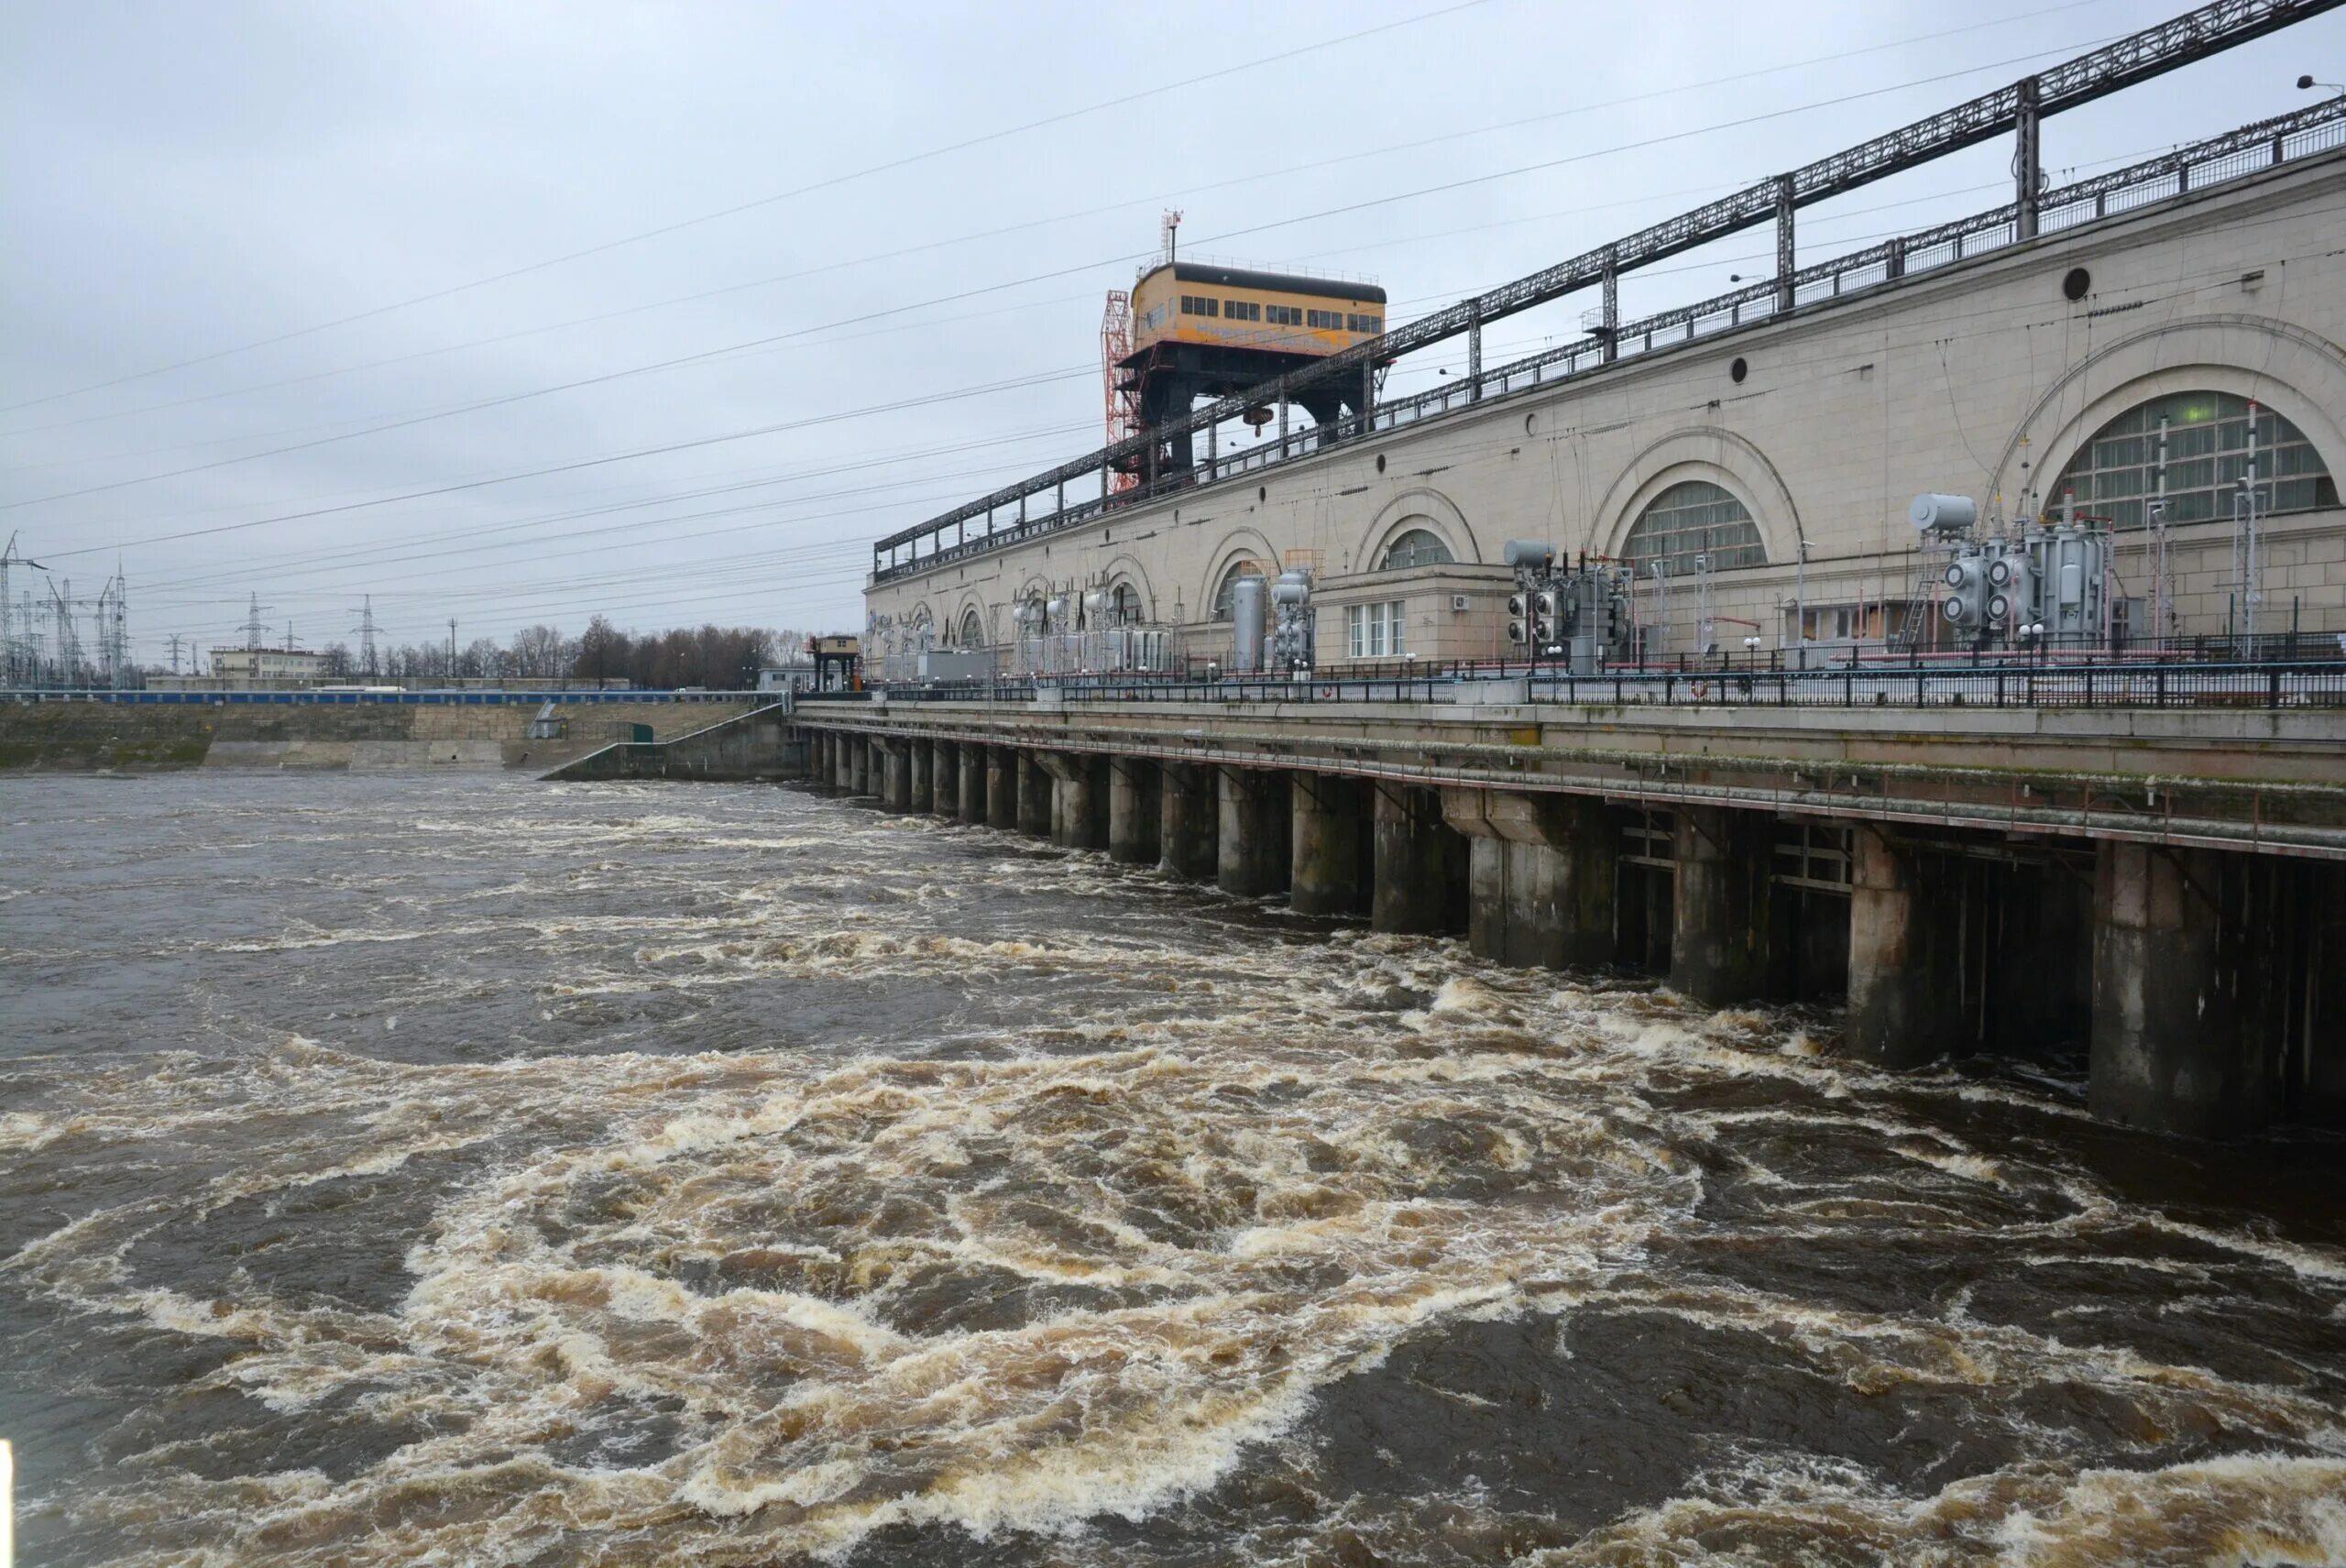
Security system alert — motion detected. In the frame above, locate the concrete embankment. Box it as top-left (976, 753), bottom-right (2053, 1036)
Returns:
top-left (0, 698), bottom-right (757, 773)
top-left (542, 705), bottom-right (801, 782)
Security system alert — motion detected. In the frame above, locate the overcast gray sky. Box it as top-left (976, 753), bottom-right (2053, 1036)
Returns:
top-left (3, 0), bottom-right (2338, 663)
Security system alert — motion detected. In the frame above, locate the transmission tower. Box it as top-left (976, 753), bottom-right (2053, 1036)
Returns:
top-left (243, 592), bottom-right (270, 652)
top-left (165, 632), bottom-right (188, 674)
top-left (49, 579), bottom-right (83, 686)
top-left (90, 566), bottom-right (129, 687)
top-left (0, 534), bottom-right (44, 686)
top-left (352, 595), bottom-right (378, 676)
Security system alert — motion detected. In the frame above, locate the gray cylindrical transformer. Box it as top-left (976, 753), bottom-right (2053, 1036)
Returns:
top-left (1230, 576), bottom-right (1267, 674)
top-left (1908, 493), bottom-right (1979, 532)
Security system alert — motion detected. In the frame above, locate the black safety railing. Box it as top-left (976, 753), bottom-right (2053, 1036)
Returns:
top-left (805, 658), bottom-right (2346, 711)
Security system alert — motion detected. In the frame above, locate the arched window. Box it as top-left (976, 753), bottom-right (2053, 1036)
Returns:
top-left (1211, 559), bottom-right (1266, 620)
top-left (1621, 481), bottom-right (1765, 576)
top-left (2050, 391), bottom-right (2335, 530)
top-left (1109, 582), bottom-right (1139, 626)
top-left (958, 606), bottom-right (984, 647)
top-left (1379, 527), bottom-right (1453, 570)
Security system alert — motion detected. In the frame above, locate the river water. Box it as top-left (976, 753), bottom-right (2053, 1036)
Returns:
top-left (2, 772), bottom-right (2342, 1567)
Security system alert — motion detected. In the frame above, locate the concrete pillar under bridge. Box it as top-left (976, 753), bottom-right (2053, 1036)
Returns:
top-left (1373, 782), bottom-right (1468, 936)
top-left (2083, 841), bottom-right (2342, 1139)
top-left (850, 736), bottom-right (871, 795)
top-left (1015, 751), bottom-right (1052, 837)
top-left (882, 740), bottom-right (913, 813)
top-left (986, 746), bottom-right (1017, 830)
top-left (929, 740), bottom-right (955, 816)
top-left (1442, 789), bottom-right (1616, 970)
top-left (1291, 773), bottom-right (1374, 918)
top-left (908, 740), bottom-right (932, 813)
top-left (1044, 752), bottom-right (1109, 851)
top-left (958, 741), bottom-right (986, 823)
top-left (1110, 756), bottom-right (1163, 865)
top-left (1218, 767), bottom-right (1291, 898)
top-left (1842, 829), bottom-right (2092, 1071)
top-left (1670, 806), bottom-right (1775, 1007)
top-left (1159, 762), bottom-right (1219, 881)
top-left (1847, 825), bottom-right (1971, 1069)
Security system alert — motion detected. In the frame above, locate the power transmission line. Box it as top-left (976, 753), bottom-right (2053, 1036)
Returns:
top-left (0, 0), bottom-right (1495, 416)
top-left (10, 27), bottom-right (2131, 520)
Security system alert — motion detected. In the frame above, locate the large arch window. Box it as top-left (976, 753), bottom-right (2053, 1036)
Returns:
top-left (1211, 559), bottom-right (1267, 620)
top-left (1620, 480), bottom-right (1765, 576)
top-left (2050, 391), bottom-right (2335, 530)
top-left (957, 606), bottom-right (984, 647)
top-left (1379, 527), bottom-right (1453, 570)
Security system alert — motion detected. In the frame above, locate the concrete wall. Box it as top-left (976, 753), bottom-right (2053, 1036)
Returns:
top-left (0, 698), bottom-right (757, 773)
top-left (543, 706), bottom-right (798, 783)
top-left (868, 154), bottom-right (2346, 662)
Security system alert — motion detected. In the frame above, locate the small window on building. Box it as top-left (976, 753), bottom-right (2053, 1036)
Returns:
top-left (1306, 308), bottom-right (1342, 330)
top-left (1347, 313), bottom-right (1383, 334)
top-left (1379, 528), bottom-right (1453, 570)
top-left (1345, 599), bottom-right (1409, 659)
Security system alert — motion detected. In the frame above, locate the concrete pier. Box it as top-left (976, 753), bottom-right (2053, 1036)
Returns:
top-left (2090, 843), bottom-right (2281, 1138)
top-left (882, 741), bottom-right (912, 813)
top-left (850, 738), bottom-right (870, 795)
top-left (1218, 768), bottom-right (1290, 897)
top-left (1109, 757), bottom-right (1162, 864)
top-left (1444, 791), bottom-right (1615, 970)
top-left (959, 743), bottom-right (986, 823)
top-left (1046, 753), bottom-right (1108, 850)
top-left (930, 740), bottom-right (956, 816)
top-left (1291, 773), bottom-right (1369, 916)
top-left (986, 746), bottom-right (1017, 830)
top-left (908, 740), bottom-right (932, 813)
top-left (1159, 762), bottom-right (1219, 881)
top-left (1015, 751), bottom-right (1051, 837)
top-left (1670, 806), bottom-right (1774, 1006)
top-left (1371, 783), bottom-right (1466, 935)
top-left (1846, 827), bottom-right (1969, 1069)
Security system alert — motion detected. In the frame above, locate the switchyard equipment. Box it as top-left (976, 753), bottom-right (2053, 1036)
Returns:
top-left (1229, 574), bottom-right (1268, 675)
top-left (1268, 567), bottom-right (1315, 675)
top-left (1506, 541), bottom-right (1633, 674)
top-left (1916, 492), bottom-right (2116, 652)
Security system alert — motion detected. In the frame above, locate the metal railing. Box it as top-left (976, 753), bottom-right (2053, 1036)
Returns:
top-left (808, 659), bottom-right (2346, 711)
top-left (872, 84), bottom-right (2346, 586)
top-left (1, 687), bottom-right (764, 706)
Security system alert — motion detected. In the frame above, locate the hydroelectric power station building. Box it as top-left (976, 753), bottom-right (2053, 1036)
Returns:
top-left (674, 2), bottom-right (2346, 1143)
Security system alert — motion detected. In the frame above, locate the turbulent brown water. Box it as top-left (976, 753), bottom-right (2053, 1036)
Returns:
top-left (3, 773), bottom-right (2344, 1567)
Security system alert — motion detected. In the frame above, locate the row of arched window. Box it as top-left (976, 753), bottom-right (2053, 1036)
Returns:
top-left (943, 391), bottom-right (2333, 631)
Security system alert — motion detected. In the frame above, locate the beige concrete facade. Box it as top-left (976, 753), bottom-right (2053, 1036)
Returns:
top-left (867, 152), bottom-right (2346, 666)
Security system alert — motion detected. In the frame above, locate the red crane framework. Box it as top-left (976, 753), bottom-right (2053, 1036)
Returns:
top-left (1100, 289), bottom-right (1138, 493)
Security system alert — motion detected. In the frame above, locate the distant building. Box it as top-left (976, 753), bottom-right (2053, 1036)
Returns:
top-left (205, 647), bottom-right (325, 686)
top-left (756, 657), bottom-right (819, 695)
